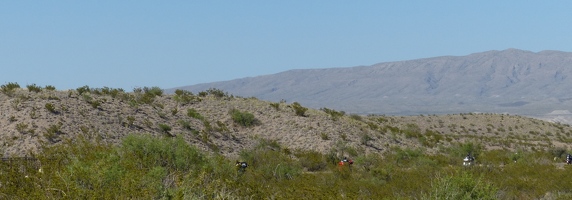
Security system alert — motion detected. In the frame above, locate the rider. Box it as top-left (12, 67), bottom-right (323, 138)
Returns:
top-left (338, 156), bottom-right (354, 171)
top-left (567, 154), bottom-right (572, 163)
top-left (236, 161), bottom-right (248, 172)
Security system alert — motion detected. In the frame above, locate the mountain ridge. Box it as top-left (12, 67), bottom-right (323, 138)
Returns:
top-left (171, 49), bottom-right (572, 123)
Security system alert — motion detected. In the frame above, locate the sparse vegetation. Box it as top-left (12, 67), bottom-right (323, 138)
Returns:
top-left (1, 83), bottom-right (572, 199)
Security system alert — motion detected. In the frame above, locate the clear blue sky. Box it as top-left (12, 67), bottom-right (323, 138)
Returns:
top-left (2, 1), bottom-right (572, 90)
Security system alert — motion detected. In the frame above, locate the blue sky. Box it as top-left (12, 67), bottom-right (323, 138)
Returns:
top-left (2, 1), bottom-right (572, 91)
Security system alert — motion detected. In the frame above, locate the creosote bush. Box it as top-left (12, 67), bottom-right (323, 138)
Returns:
top-left (187, 108), bottom-right (205, 120)
top-left (1, 82), bottom-right (20, 96)
top-left (26, 84), bottom-right (42, 93)
top-left (320, 107), bottom-right (345, 120)
top-left (44, 103), bottom-right (58, 114)
top-left (230, 109), bottom-right (257, 127)
top-left (292, 102), bottom-right (308, 117)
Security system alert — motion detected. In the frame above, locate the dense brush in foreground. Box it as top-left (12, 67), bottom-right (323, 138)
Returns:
top-left (1, 135), bottom-right (572, 199)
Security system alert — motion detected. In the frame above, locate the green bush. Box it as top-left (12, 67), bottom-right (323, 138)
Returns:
top-left (230, 109), bottom-right (257, 127)
top-left (26, 84), bottom-right (42, 92)
top-left (76, 85), bottom-right (91, 95)
top-left (187, 108), bottom-right (205, 120)
top-left (294, 150), bottom-right (327, 171)
top-left (423, 171), bottom-right (498, 199)
top-left (1, 82), bottom-right (20, 96)
top-left (292, 102), bottom-right (308, 117)
top-left (173, 89), bottom-right (197, 104)
top-left (270, 102), bottom-right (280, 110)
top-left (320, 107), bottom-right (345, 120)
top-left (121, 134), bottom-right (204, 171)
top-left (206, 88), bottom-right (227, 99)
top-left (45, 103), bottom-right (58, 114)
top-left (158, 123), bottom-right (172, 133)
top-left (143, 86), bottom-right (163, 97)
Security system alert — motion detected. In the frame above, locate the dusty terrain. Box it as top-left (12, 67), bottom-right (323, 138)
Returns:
top-left (1, 87), bottom-right (572, 159)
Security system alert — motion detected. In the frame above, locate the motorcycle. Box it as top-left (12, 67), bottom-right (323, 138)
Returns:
top-left (463, 156), bottom-right (475, 166)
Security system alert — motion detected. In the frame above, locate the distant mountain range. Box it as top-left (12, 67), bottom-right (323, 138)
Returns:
top-left (170, 49), bottom-right (572, 123)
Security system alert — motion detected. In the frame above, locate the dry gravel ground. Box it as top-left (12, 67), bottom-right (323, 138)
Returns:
top-left (1, 88), bottom-right (572, 159)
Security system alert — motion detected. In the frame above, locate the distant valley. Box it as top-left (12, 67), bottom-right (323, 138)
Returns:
top-left (171, 49), bottom-right (572, 124)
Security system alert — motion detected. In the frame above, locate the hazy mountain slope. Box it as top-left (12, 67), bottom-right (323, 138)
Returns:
top-left (171, 49), bottom-right (572, 119)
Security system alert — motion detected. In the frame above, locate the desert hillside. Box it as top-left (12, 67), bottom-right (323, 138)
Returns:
top-left (1, 83), bottom-right (572, 158)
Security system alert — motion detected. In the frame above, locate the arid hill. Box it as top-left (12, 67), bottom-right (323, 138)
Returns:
top-left (1, 85), bottom-right (572, 158)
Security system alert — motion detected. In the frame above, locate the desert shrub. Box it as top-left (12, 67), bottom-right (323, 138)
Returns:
top-left (187, 108), bottom-right (205, 120)
top-left (45, 85), bottom-right (56, 91)
top-left (26, 84), bottom-right (42, 92)
top-left (215, 121), bottom-right (230, 133)
top-left (15, 123), bottom-right (28, 133)
top-left (143, 86), bottom-right (163, 96)
top-left (269, 102), bottom-right (280, 110)
top-left (8, 115), bottom-right (16, 122)
top-left (549, 147), bottom-right (567, 158)
top-left (76, 85), bottom-right (91, 95)
top-left (124, 116), bottom-right (135, 128)
top-left (291, 102), bottom-right (308, 117)
top-left (178, 120), bottom-right (193, 131)
top-left (360, 133), bottom-right (373, 145)
top-left (173, 89), bottom-right (197, 104)
top-left (97, 87), bottom-right (124, 98)
top-left (44, 123), bottom-right (64, 143)
top-left (393, 147), bottom-right (425, 166)
top-left (350, 114), bottom-right (363, 121)
top-left (294, 149), bottom-right (327, 171)
top-left (158, 123), bottom-right (172, 133)
top-left (206, 88), bottom-right (227, 99)
top-left (89, 100), bottom-right (101, 109)
top-left (445, 141), bottom-right (483, 162)
top-left (138, 92), bottom-right (156, 104)
top-left (422, 129), bottom-right (443, 148)
top-left (403, 123), bottom-right (422, 139)
top-left (239, 139), bottom-right (302, 182)
top-left (320, 107), bottom-right (345, 120)
top-left (44, 103), bottom-right (58, 114)
top-left (320, 132), bottom-right (329, 140)
top-left (230, 109), bottom-right (257, 127)
top-left (423, 171), bottom-right (498, 199)
top-left (121, 134), bottom-right (205, 171)
top-left (1, 82), bottom-right (20, 96)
